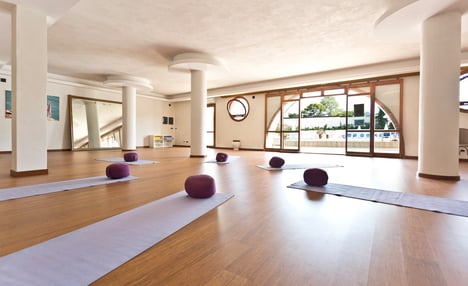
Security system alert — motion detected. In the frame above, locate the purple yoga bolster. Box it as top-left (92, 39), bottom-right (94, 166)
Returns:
top-left (216, 152), bottom-right (229, 162)
top-left (106, 163), bottom-right (130, 179)
top-left (185, 174), bottom-right (216, 198)
top-left (303, 168), bottom-right (328, 186)
top-left (123, 152), bottom-right (139, 162)
top-left (269, 156), bottom-right (285, 168)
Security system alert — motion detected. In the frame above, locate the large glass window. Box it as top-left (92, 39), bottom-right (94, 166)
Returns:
top-left (265, 80), bottom-right (403, 157)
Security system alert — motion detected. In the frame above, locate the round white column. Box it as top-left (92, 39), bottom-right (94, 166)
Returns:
top-left (190, 70), bottom-right (207, 157)
top-left (418, 11), bottom-right (461, 180)
top-left (84, 101), bottom-right (101, 149)
top-left (104, 75), bottom-right (153, 152)
top-left (122, 86), bottom-right (137, 151)
top-left (169, 53), bottom-right (226, 158)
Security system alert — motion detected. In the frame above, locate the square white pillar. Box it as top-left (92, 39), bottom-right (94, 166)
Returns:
top-left (11, 5), bottom-right (48, 176)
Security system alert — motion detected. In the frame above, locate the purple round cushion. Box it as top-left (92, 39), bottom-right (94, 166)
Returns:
top-left (303, 168), bottom-right (328, 186)
top-left (216, 152), bottom-right (229, 162)
top-left (184, 174), bottom-right (216, 198)
top-left (123, 152), bottom-right (138, 162)
top-left (106, 163), bottom-right (130, 179)
top-left (269, 156), bottom-right (285, 168)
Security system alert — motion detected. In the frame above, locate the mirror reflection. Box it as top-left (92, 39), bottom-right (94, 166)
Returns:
top-left (461, 72), bottom-right (468, 112)
top-left (69, 95), bottom-right (122, 150)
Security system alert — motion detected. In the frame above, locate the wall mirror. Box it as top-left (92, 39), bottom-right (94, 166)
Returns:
top-left (69, 95), bottom-right (122, 150)
top-left (461, 72), bottom-right (468, 113)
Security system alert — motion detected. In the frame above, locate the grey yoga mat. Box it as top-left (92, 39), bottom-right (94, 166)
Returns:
top-left (0, 191), bottom-right (234, 285)
top-left (257, 163), bottom-right (343, 170)
top-left (288, 181), bottom-right (468, 217)
top-left (0, 176), bottom-right (137, 201)
top-left (96, 157), bottom-right (158, 165)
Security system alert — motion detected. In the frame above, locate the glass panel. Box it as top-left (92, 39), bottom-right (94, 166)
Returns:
top-left (206, 132), bottom-right (214, 146)
top-left (374, 83), bottom-right (400, 155)
top-left (324, 88), bottom-right (345, 96)
top-left (284, 93), bottom-right (300, 101)
top-left (302, 90), bottom-right (321, 97)
top-left (374, 131), bottom-right (400, 153)
top-left (282, 100), bottom-right (300, 150)
top-left (346, 131), bottom-right (371, 152)
top-left (375, 84), bottom-right (400, 128)
top-left (347, 95), bottom-right (370, 130)
top-left (266, 96), bottom-right (281, 132)
top-left (300, 95), bottom-right (346, 154)
top-left (265, 132), bottom-right (281, 149)
top-left (346, 94), bottom-right (371, 153)
top-left (282, 101), bottom-right (300, 131)
top-left (283, 132), bottom-right (299, 150)
top-left (348, 86), bottom-right (371, 95)
top-left (206, 105), bottom-right (214, 146)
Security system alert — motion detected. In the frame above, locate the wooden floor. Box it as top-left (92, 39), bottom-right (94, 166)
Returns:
top-left (1, 148), bottom-right (468, 286)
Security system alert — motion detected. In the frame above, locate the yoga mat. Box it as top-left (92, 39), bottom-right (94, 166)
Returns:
top-left (96, 157), bottom-right (158, 165)
top-left (204, 156), bottom-right (239, 164)
top-left (257, 163), bottom-right (343, 170)
top-left (288, 181), bottom-right (468, 217)
top-left (0, 191), bottom-right (234, 285)
top-left (0, 176), bottom-right (137, 202)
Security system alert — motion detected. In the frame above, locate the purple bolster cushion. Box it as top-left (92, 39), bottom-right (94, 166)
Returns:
top-left (123, 152), bottom-right (139, 162)
top-left (106, 163), bottom-right (130, 179)
top-left (216, 152), bottom-right (229, 162)
top-left (303, 168), bottom-right (328, 186)
top-left (185, 174), bottom-right (216, 198)
top-left (269, 156), bottom-right (285, 168)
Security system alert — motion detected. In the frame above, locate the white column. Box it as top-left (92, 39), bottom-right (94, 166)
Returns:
top-left (11, 5), bottom-right (48, 176)
top-left (190, 70), bottom-right (207, 157)
top-left (84, 101), bottom-right (101, 149)
top-left (418, 11), bottom-right (461, 180)
top-left (122, 86), bottom-right (137, 150)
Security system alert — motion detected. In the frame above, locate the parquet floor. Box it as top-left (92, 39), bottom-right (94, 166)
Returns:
top-left (1, 148), bottom-right (468, 285)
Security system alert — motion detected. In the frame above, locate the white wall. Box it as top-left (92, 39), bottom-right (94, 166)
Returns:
top-left (0, 74), bottom-right (171, 151)
top-left (402, 75), bottom-right (420, 156)
top-left (173, 101), bottom-right (191, 146)
top-left (136, 96), bottom-right (174, 147)
top-left (215, 94), bottom-right (265, 149)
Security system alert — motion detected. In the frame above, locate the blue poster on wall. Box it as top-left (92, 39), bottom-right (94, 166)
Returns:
top-left (5, 90), bottom-right (11, 119)
top-left (47, 95), bottom-right (60, 121)
top-left (4, 92), bottom-right (59, 120)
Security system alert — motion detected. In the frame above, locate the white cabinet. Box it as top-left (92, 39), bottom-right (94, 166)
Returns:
top-left (149, 135), bottom-right (174, 148)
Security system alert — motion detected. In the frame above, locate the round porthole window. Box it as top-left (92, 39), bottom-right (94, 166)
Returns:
top-left (227, 97), bottom-right (250, 121)
top-left (461, 72), bottom-right (468, 113)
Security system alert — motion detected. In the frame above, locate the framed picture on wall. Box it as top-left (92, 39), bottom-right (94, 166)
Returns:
top-left (47, 95), bottom-right (60, 121)
top-left (5, 90), bottom-right (11, 119)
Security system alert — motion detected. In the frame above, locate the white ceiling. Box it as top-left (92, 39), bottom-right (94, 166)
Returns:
top-left (1, 0), bottom-right (468, 98)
